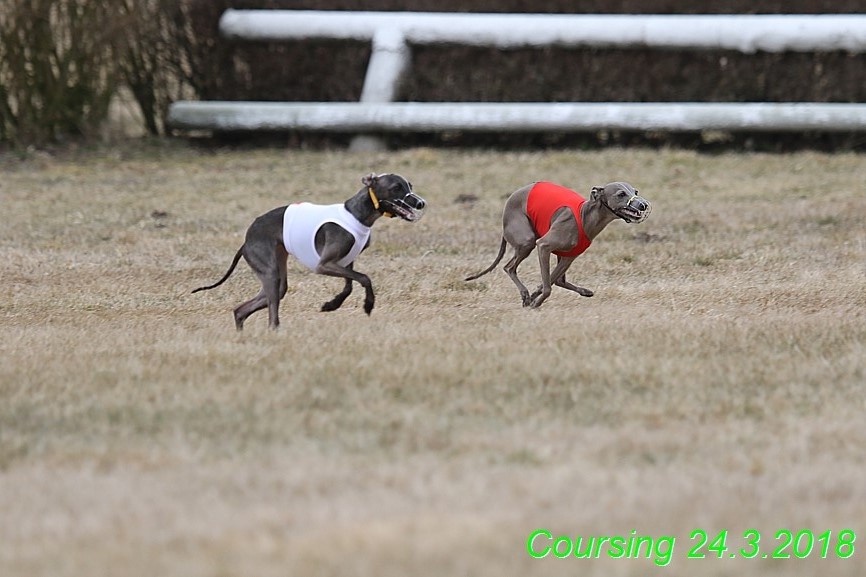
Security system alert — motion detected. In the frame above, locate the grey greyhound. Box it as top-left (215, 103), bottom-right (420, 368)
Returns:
top-left (192, 173), bottom-right (426, 330)
top-left (465, 181), bottom-right (651, 308)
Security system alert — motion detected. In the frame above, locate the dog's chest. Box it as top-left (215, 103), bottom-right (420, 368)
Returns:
top-left (282, 202), bottom-right (371, 270)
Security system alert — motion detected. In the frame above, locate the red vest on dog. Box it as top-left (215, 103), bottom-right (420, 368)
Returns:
top-left (526, 181), bottom-right (592, 258)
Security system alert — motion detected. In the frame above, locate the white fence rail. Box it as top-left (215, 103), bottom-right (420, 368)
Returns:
top-left (169, 102), bottom-right (866, 132)
top-left (167, 12), bottom-right (866, 147)
top-left (219, 11), bottom-right (866, 53)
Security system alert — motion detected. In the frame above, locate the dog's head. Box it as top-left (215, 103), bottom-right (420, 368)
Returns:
top-left (362, 173), bottom-right (427, 222)
top-left (591, 182), bottom-right (651, 224)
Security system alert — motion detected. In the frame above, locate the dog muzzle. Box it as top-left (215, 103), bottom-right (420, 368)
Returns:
top-left (381, 191), bottom-right (427, 222)
top-left (616, 195), bottom-right (652, 224)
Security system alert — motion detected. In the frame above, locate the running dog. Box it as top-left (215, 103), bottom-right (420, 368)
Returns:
top-left (192, 173), bottom-right (426, 329)
top-left (465, 181), bottom-right (650, 308)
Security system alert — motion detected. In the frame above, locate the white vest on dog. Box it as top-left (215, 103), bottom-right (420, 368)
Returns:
top-left (282, 202), bottom-right (371, 271)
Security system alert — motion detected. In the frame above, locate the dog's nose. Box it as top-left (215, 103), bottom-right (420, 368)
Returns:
top-left (416, 198), bottom-right (426, 210)
top-left (633, 198), bottom-right (648, 211)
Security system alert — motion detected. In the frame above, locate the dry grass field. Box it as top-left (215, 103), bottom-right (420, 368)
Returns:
top-left (1, 142), bottom-right (864, 577)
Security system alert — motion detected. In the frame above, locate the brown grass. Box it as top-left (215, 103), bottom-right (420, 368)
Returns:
top-left (1, 142), bottom-right (865, 577)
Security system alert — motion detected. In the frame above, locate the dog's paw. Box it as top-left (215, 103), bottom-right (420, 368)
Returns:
top-left (577, 287), bottom-right (594, 298)
top-left (364, 299), bottom-right (375, 315)
top-left (529, 289), bottom-right (551, 309)
top-left (321, 300), bottom-right (340, 312)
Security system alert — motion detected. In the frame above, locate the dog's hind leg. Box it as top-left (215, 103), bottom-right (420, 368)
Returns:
top-left (235, 271), bottom-right (284, 331)
top-left (234, 290), bottom-right (267, 331)
top-left (503, 243), bottom-right (535, 306)
top-left (234, 266), bottom-right (277, 331)
top-left (502, 205), bottom-right (538, 306)
top-left (234, 242), bottom-right (289, 331)
top-left (265, 245), bottom-right (290, 329)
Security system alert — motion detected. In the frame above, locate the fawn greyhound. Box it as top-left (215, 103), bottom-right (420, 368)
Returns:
top-left (192, 173), bottom-right (426, 330)
top-left (465, 181), bottom-right (651, 308)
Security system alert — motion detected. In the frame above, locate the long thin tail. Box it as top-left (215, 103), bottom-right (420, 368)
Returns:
top-left (465, 237), bottom-right (507, 281)
top-left (191, 247), bottom-right (244, 293)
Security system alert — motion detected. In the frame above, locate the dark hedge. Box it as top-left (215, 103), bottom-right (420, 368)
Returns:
top-left (184, 0), bottom-right (866, 148)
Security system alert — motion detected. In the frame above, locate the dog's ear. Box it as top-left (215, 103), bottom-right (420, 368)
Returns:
top-left (590, 185), bottom-right (604, 200)
top-left (361, 173), bottom-right (378, 188)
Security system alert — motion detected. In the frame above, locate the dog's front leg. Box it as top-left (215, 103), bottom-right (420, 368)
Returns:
top-left (554, 272), bottom-right (594, 298)
top-left (321, 264), bottom-right (354, 312)
top-left (531, 256), bottom-right (576, 301)
top-left (316, 261), bottom-right (374, 315)
top-left (314, 225), bottom-right (375, 314)
top-left (530, 240), bottom-right (555, 308)
top-left (530, 212), bottom-right (579, 308)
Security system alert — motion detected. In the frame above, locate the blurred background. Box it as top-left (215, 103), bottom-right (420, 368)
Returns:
top-left (2, 0), bottom-right (866, 151)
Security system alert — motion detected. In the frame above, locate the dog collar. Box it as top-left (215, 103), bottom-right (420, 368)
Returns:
top-left (368, 187), bottom-right (394, 218)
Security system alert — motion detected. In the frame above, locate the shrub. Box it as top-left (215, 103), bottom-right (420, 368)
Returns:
top-left (0, 0), bottom-right (121, 146)
top-left (0, 0), bottom-right (200, 147)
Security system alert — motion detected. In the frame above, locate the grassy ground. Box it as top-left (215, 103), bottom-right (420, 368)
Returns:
top-left (1, 142), bottom-right (864, 576)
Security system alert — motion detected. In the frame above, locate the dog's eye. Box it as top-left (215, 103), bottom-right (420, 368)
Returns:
top-left (617, 191), bottom-right (627, 198)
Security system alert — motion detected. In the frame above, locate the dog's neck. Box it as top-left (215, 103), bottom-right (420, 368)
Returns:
top-left (345, 187), bottom-right (385, 227)
top-left (581, 198), bottom-right (621, 241)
